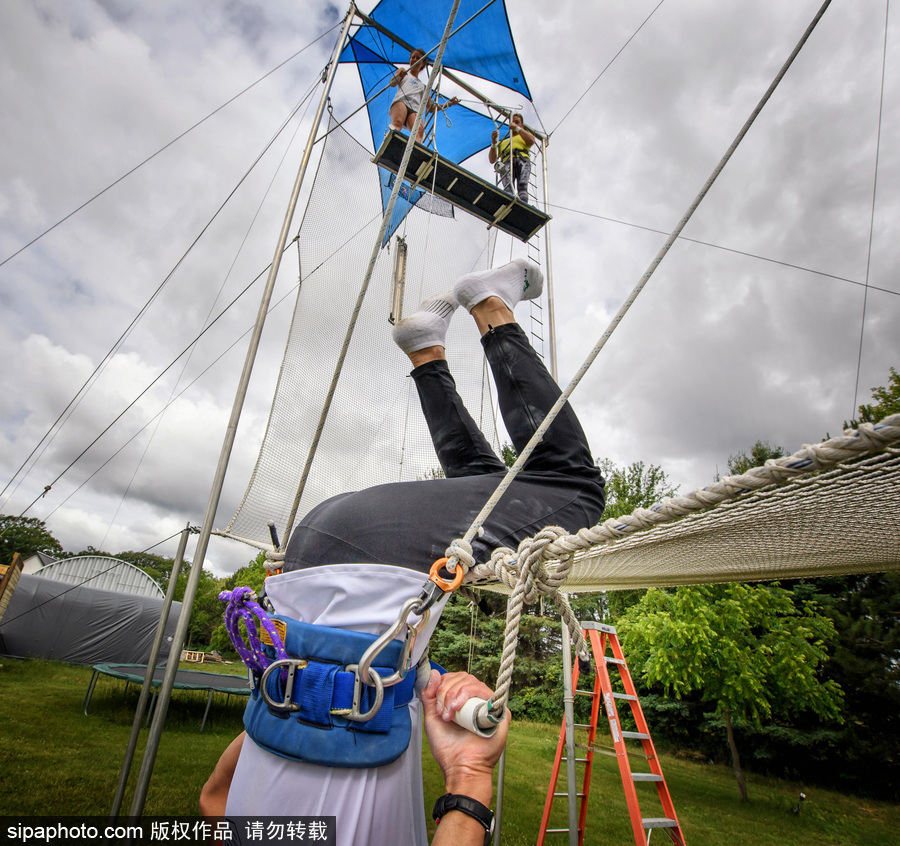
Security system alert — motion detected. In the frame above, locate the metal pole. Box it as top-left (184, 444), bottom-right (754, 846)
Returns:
top-left (492, 749), bottom-right (506, 845)
top-left (126, 6), bottom-right (357, 816)
top-left (540, 138), bottom-right (558, 380)
top-left (109, 522), bottom-right (190, 819)
top-left (560, 619), bottom-right (579, 846)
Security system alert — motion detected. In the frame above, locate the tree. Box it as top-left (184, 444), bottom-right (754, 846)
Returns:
top-left (0, 515), bottom-right (64, 567)
top-left (617, 582), bottom-right (843, 802)
top-left (597, 459), bottom-right (679, 520)
top-left (722, 440), bottom-right (785, 476)
top-left (595, 460), bottom-right (678, 619)
top-left (854, 366), bottom-right (900, 424)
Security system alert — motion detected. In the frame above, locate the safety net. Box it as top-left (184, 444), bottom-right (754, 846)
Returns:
top-left (468, 414), bottom-right (900, 594)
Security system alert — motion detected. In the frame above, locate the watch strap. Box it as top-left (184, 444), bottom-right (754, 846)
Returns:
top-left (432, 792), bottom-right (494, 839)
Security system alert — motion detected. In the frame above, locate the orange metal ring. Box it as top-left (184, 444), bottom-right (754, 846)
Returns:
top-left (429, 557), bottom-right (464, 592)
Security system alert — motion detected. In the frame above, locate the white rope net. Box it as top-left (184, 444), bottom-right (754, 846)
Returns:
top-left (465, 413), bottom-right (900, 594)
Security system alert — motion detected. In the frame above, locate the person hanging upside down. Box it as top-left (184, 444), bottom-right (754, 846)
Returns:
top-left (389, 48), bottom-right (459, 142)
top-left (489, 113), bottom-right (535, 203)
top-left (202, 259), bottom-right (605, 845)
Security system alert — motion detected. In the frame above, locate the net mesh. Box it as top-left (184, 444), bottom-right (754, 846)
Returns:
top-left (551, 418), bottom-right (900, 592)
top-left (223, 120), bottom-right (528, 549)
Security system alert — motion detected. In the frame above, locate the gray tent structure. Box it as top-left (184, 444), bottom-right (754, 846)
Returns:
top-left (0, 574), bottom-right (182, 665)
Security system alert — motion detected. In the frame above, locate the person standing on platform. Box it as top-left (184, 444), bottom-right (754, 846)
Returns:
top-left (389, 48), bottom-right (458, 143)
top-left (489, 113), bottom-right (535, 203)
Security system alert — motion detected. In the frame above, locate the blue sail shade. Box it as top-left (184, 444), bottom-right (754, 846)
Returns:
top-left (343, 0), bottom-right (530, 100)
top-left (340, 0), bottom-right (532, 243)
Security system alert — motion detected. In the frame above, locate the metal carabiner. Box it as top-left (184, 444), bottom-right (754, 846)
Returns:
top-left (344, 662), bottom-right (385, 723)
top-left (258, 658), bottom-right (308, 712)
top-left (356, 597), bottom-right (430, 692)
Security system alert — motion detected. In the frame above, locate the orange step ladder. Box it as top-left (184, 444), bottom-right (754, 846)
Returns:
top-left (537, 622), bottom-right (685, 846)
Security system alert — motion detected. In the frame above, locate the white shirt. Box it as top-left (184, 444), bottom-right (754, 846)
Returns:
top-left (391, 72), bottom-right (425, 109)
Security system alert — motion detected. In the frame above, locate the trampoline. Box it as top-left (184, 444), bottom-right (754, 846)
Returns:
top-left (83, 663), bottom-right (249, 732)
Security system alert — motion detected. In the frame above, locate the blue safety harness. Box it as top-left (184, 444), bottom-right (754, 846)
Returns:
top-left (220, 587), bottom-right (431, 769)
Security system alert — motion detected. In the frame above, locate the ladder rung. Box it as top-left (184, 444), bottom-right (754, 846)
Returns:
top-left (575, 688), bottom-right (596, 696)
top-left (632, 773), bottom-right (663, 782)
top-left (596, 745), bottom-right (649, 761)
top-left (605, 656), bottom-right (626, 665)
top-left (643, 818), bottom-right (678, 829)
top-left (573, 723), bottom-right (591, 729)
top-left (621, 731), bottom-right (649, 739)
top-left (562, 756), bottom-right (589, 763)
top-left (553, 792), bottom-right (586, 798)
top-left (545, 829), bottom-right (571, 834)
top-left (612, 692), bottom-right (637, 700)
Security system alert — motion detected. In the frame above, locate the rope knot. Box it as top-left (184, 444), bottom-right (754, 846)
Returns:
top-left (218, 586), bottom-right (257, 606)
top-left (514, 526), bottom-right (571, 604)
top-left (219, 585), bottom-right (287, 676)
top-left (445, 537), bottom-right (476, 575)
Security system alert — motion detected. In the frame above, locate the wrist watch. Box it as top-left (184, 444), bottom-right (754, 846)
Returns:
top-left (432, 793), bottom-right (494, 845)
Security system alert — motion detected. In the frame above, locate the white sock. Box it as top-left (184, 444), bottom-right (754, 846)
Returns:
top-left (391, 291), bottom-right (458, 354)
top-left (453, 258), bottom-right (543, 312)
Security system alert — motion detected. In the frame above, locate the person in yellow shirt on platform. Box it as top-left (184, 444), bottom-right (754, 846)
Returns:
top-left (488, 113), bottom-right (535, 203)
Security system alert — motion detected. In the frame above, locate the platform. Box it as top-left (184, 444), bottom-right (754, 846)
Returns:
top-left (373, 130), bottom-right (551, 242)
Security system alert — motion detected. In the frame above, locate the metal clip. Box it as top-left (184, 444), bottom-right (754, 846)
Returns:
top-left (344, 662), bottom-right (385, 722)
top-left (357, 598), bottom-right (430, 691)
top-left (414, 579), bottom-right (445, 616)
top-left (258, 658), bottom-right (308, 711)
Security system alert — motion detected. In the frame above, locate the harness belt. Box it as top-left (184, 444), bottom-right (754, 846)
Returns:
top-left (243, 613), bottom-right (419, 769)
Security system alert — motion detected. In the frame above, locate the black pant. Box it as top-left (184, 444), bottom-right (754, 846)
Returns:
top-left (413, 323), bottom-right (599, 483)
top-left (284, 324), bottom-right (604, 573)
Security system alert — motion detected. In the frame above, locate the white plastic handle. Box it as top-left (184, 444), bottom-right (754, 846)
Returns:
top-left (452, 696), bottom-right (499, 738)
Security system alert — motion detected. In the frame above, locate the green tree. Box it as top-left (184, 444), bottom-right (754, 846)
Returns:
top-left (617, 582), bottom-right (843, 802)
top-left (595, 460), bottom-right (678, 619)
top-left (597, 459), bottom-right (678, 520)
top-left (723, 440), bottom-right (785, 476)
top-left (854, 366), bottom-right (900, 424)
top-left (0, 515), bottom-right (64, 567)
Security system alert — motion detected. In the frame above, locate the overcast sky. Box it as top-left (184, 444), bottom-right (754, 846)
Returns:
top-left (1, 0), bottom-right (897, 576)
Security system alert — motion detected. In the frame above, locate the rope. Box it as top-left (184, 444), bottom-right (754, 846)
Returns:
top-left (433, 0), bottom-right (835, 717)
top-left (457, 413), bottom-right (900, 716)
top-left (219, 586), bottom-right (289, 678)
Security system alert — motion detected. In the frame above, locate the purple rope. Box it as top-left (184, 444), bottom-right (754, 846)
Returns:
top-left (219, 587), bottom-right (289, 676)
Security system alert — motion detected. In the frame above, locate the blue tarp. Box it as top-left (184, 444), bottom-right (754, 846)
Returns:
top-left (340, 0), bottom-right (531, 242)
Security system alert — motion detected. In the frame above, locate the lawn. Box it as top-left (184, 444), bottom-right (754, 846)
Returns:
top-left (1, 658), bottom-right (897, 844)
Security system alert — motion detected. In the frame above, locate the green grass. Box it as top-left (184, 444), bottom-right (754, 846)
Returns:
top-left (1, 658), bottom-right (897, 844)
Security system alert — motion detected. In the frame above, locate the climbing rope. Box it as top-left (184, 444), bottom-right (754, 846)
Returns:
top-left (427, 0), bottom-right (837, 719)
top-left (453, 412), bottom-right (900, 715)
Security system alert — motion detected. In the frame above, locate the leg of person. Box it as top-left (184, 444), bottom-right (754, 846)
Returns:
top-left (404, 109), bottom-right (425, 142)
top-left (388, 101), bottom-right (408, 132)
top-left (393, 293), bottom-right (505, 478)
top-left (498, 161), bottom-right (514, 196)
top-left (514, 158), bottom-right (532, 204)
top-left (454, 261), bottom-right (598, 480)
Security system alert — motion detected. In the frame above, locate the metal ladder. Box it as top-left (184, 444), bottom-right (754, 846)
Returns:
top-left (537, 622), bottom-right (686, 846)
